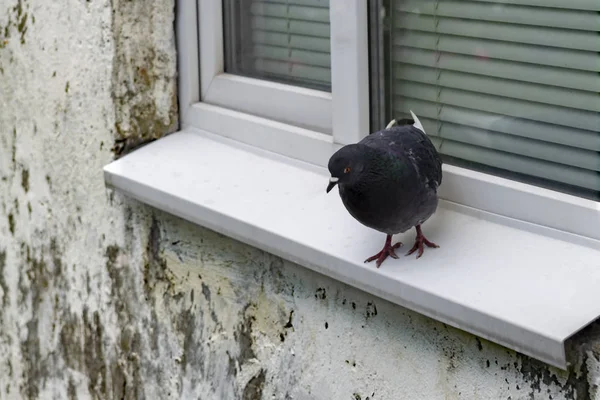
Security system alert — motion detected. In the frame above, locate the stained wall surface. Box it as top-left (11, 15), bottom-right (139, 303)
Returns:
top-left (1, 1), bottom-right (599, 399)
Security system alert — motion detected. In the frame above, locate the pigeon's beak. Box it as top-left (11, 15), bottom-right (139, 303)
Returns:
top-left (326, 176), bottom-right (339, 193)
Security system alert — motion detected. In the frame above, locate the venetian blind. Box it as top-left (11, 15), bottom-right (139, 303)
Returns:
top-left (223, 0), bottom-right (332, 91)
top-left (390, 0), bottom-right (600, 199)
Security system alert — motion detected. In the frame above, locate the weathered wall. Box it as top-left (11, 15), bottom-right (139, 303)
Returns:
top-left (1, 0), bottom-right (600, 399)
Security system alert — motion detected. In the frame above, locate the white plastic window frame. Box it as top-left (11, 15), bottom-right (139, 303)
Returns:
top-left (195, 0), bottom-right (369, 139)
top-left (178, 0), bottom-right (600, 242)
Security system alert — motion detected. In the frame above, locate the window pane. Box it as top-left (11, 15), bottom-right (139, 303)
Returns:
top-left (369, 0), bottom-right (600, 201)
top-left (223, 0), bottom-right (332, 91)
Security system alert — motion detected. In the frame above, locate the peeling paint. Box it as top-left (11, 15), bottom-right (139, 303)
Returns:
top-left (18, 238), bottom-right (67, 400)
top-left (235, 304), bottom-right (258, 368)
top-left (315, 287), bottom-right (326, 300)
top-left (110, 0), bottom-right (178, 158)
top-left (7, 212), bottom-right (14, 235)
top-left (11, 127), bottom-right (16, 166)
top-left (519, 352), bottom-right (591, 400)
top-left (143, 217), bottom-right (174, 294)
top-left (0, 250), bottom-right (7, 306)
top-left (242, 368), bottom-right (266, 400)
top-left (21, 168), bottom-right (29, 192)
top-left (0, 0), bottom-right (30, 73)
top-left (365, 301), bottom-right (378, 319)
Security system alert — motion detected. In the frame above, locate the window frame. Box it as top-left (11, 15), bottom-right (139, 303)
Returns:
top-left (197, 0), bottom-right (369, 139)
top-left (180, 0), bottom-right (600, 242)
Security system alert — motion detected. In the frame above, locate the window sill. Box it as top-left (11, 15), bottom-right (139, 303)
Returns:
top-left (104, 127), bottom-right (600, 370)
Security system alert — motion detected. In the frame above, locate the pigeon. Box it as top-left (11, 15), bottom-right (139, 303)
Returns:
top-left (326, 111), bottom-right (442, 268)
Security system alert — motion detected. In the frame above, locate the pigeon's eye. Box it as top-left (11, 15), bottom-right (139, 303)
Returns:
top-left (344, 167), bottom-right (351, 174)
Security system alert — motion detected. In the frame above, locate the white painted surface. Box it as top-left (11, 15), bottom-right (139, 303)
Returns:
top-left (187, 102), bottom-right (339, 167)
top-left (204, 74), bottom-right (333, 133)
top-left (439, 164), bottom-right (600, 241)
top-left (104, 128), bottom-right (600, 369)
top-left (330, 0), bottom-right (370, 144)
top-left (198, 0), bottom-right (224, 99)
top-left (176, 0), bottom-right (200, 125)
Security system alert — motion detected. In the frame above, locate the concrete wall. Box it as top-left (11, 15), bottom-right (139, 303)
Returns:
top-left (1, 1), bottom-right (599, 399)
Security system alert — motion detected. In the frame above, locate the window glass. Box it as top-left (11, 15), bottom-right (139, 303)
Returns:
top-left (223, 0), bottom-right (332, 91)
top-left (369, 0), bottom-right (600, 201)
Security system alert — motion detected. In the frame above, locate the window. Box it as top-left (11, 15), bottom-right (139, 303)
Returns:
top-left (369, 0), bottom-right (600, 202)
top-left (198, 0), bottom-right (338, 134)
top-left (190, 0), bottom-right (599, 237)
top-left (197, 0), bottom-right (369, 145)
top-left (223, 0), bottom-right (332, 91)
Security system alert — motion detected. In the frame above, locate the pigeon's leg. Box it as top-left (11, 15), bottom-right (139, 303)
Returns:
top-left (406, 224), bottom-right (439, 259)
top-left (364, 234), bottom-right (403, 268)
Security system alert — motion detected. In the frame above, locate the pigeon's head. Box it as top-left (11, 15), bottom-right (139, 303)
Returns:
top-left (326, 144), bottom-right (366, 193)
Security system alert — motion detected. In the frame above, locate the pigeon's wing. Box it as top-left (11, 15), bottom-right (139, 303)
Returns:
top-left (360, 125), bottom-right (443, 189)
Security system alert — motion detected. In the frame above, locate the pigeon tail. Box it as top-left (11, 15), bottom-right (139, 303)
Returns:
top-left (409, 110), bottom-right (426, 135)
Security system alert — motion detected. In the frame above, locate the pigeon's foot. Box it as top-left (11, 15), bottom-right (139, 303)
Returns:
top-left (364, 234), bottom-right (403, 268)
top-left (406, 224), bottom-right (439, 259)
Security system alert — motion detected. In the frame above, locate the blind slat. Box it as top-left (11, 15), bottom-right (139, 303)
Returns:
top-left (394, 82), bottom-right (600, 132)
top-left (415, 117), bottom-right (600, 172)
top-left (429, 138), bottom-right (600, 191)
top-left (391, 99), bottom-right (600, 152)
top-left (395, 1), bottom-right (600, 31)
top-left (254, 0), bottom-right (330, 6)
top-left (395, 64), bottom-right (600, 112)
top-left (253, 31), bottom-right (330, 53)
top-left (396, 13), bottom-right (600, 52)
top-left (467, 0), bottom-right (600, 11)
top-left (251, 3), bottom-right (329, 23)
top-left (388, 0), bottom-right (599, 199)
top-left (253, 44), bottom-right (330, 68)
top-left (253, 59), bottom-right (330, 82)
top-left (395, 48), bottom-right (600, 93)
top-left (223, 0), bottom-right (331, 90)
top-left (394, 31), bottom-right (600, 72)
top-left (251, 16), bottom-right (329, 38)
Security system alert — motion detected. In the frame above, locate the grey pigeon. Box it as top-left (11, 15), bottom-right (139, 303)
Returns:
top-left (326, 111), bottom-right (442, 268)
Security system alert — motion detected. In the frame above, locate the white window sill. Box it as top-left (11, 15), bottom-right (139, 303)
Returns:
top-left (103, 127), bottom-right (600, 370)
